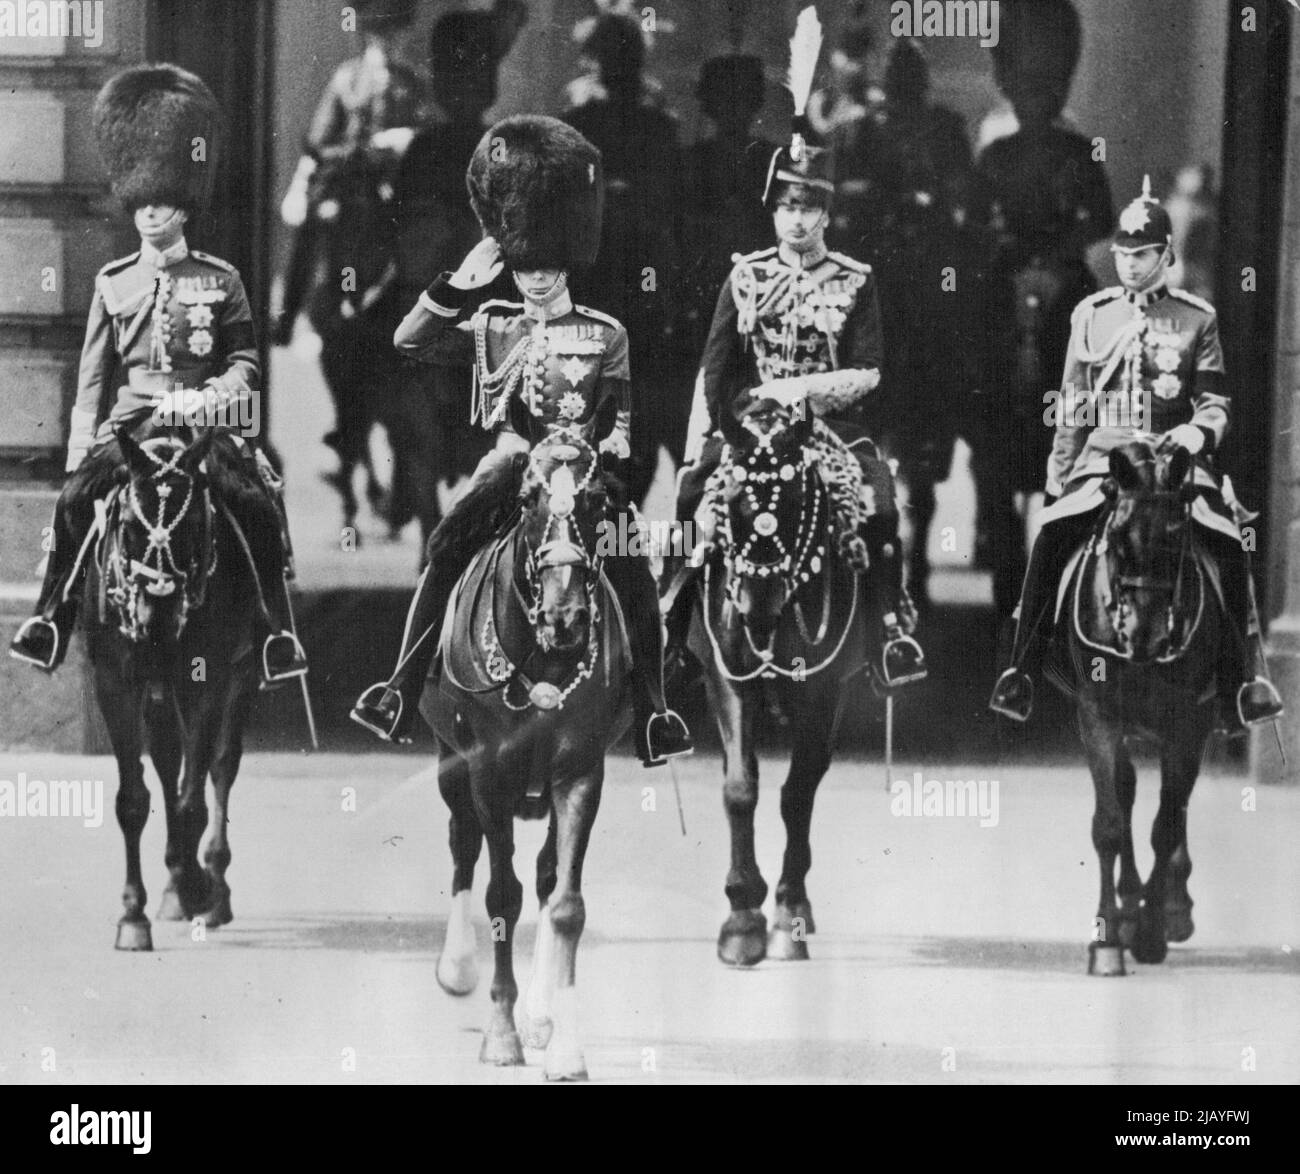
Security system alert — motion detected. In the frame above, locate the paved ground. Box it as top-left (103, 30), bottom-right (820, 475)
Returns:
top-left (1, 750), bottom-right (1296, 1084)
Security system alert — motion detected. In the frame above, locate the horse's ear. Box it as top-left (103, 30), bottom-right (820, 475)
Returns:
top-left (1108, 447), bottom-right (1142, 492)
top-left (1166, 444), bottom-right (1193, 491)
top-left (181, 428), bottom-right (217, 476)
top-left (117, 427), bottom-right (153, 482)
top-left (718, 399), bottom-right (748, 449)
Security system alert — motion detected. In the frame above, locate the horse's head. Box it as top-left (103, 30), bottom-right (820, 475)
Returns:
top-left (1102, 440), bottom-right (1196, 661)
top-left (518, 417), bottom-right (611, 654)
top-left (110, 427), bottom-right (214, 644)
top-left (715, 400), bottom-right (822, 647)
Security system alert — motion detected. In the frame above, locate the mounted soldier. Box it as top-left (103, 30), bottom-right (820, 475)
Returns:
top-left (351, 115), bottom-right (692, 766)
top-left (672, 9), bottom-right (926, 693)
top-left (989, 178), bottom-right (1283, 731)
top-left (9, 64), bottom-right (306, 688)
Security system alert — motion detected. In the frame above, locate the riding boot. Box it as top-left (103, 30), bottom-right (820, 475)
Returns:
top-left (861, 517), bottom-right (927, 691)
top-left (1214, 543), bottom-right (1284, 732)
top-left (350, 561), bottom-right (456, 743)
top-left (604, 535), bottom-right (693, 767)
top-left (9, 500), bottom-right (85, 672)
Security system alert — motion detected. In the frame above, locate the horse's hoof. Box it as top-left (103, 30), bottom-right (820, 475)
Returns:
top-left (1130, 931), bottom-right (1168, 965)
top-left (717, 910), bottom-right (767, 968)
top-left (201, 901), bottom-right (233, 929)
top-left (156, 890), bottom-right (187, 922)
top-left (479, 1030), bottom-right (526, 1067)
top-left (544, 1054), bottom-right (589, 1082)
top-left (1087, 943), bottom-right (1126, 976)
top-left (436, 953), bottom-right (479, 996)
top-left (115, 919), bottom-right (153, 952)
top-left (520, 1015), bottom-right (553, 1051)
top-left (767, 927), bottom-right (810, 961)
top-left (786, 901), bottom-right (816, 935)
top-left (1164, 907), bottom-right (1195, 944)
top-left (1117, 918), bottom-right (1137, 948)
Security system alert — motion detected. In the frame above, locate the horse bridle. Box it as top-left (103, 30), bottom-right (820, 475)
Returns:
top-left (1098, 468), bottom-right (1195, 658)
top-left (107, 439), bottom-right (211, 641)
top-left (488, 429), bottom-right (606, 711)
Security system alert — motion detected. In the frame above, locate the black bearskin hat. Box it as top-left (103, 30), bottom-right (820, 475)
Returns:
top-left (466, 115), bottom-right (604, 273)
top-left (697, 54), bottom-right (766, 115)
top-left (92, 63), bottom-right (222, 216)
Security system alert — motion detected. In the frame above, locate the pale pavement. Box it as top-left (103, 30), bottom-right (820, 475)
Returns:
top-left (1, 750), bottom-right (1296, 1084)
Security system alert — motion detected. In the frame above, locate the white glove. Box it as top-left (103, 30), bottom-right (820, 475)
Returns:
top-left (1158, 423), bottom-right (1205, 456)
top-left (280, 156), bottom-right (316, 228)
top-left (370, 127), bottom-right (415, 155)
top-left (598, 431), bottom-right (630, 460)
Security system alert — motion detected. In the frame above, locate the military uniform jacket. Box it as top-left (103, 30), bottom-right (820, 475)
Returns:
top-left (693, 246), bottom-right (883, 454)
top-left (1047, 283), bottom-right (1228, 498)
top-left (69, 240), bottom-right (260, 471)
top-left (393, 275), bottom-right (632, 454)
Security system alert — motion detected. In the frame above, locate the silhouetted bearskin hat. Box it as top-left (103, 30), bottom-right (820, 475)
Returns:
top-left (92, 63), bottom-right (222, 216)
top-left (990, 0), bottom-right (1081, 93)
top-left (467, 115), bottom-right (604, 273)
top-left (697, 54), bottom-right (766, 114)
top-left (430, 0), bottom-right (527, 74)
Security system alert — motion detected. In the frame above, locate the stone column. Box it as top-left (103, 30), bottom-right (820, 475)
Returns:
top-left (0, 2), bottom-right (147, 751)
top-left (1254, 36), bottom-right (1300, 786)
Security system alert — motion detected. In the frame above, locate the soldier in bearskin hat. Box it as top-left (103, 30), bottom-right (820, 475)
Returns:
top-left (9, 63), bottom-right (306, 686)
top-left (988, 178), bottom-right (1283, 730)
top-left (351, 115), bottom-right (692, 765)
top-left (671, 8), bottom-right (926, 692)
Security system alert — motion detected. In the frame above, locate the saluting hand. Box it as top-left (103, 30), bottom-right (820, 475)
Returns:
top-left (451, 237), bottom-right (504, 290)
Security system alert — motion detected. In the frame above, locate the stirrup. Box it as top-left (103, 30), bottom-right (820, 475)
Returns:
top-left (261, 631), bottom-right (307, 686)
top-left (642, 709), bottom-right (693, 767)
top-left (350, 682), bottom-right (407, 743)
top-left (989, 668), bottom-right (1033, 723)
top-left (1237, 677), bottom-right (1284, 728)
top-left (876, 628), bottom-right (928, 689)
top-left (9, 616), bottom-right (60, 671)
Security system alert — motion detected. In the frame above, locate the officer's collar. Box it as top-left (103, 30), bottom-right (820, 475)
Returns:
top-left (139, 236), bottom-right (190, 271)
top-left (777, 241), bottom-right (829, 272)
top-left (1124, 281), bottom-right (1167, 310)
top-left (521, 288), bottom-right (573, 321)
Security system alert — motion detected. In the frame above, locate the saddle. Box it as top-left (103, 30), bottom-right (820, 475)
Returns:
top-left (437, 529), bottom-right (630, 709)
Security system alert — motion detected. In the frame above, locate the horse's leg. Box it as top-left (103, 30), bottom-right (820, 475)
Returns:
top-left (435, 737), bottom-right (482, 996)
top-left (151, 688), bottom-right (190, 923)
top-left (95, 663), bottom-right (151, 950)
top-left (705, 672), bottom-right (767, 967)
top-left (171, 691), bottom-right (221, 921)
top-left (1114, 755), bottom-right (1142, 948)
top-left (1078, 702), bottom-right (1128, 976)
top-left (1134, 736), bottom-right (1204, 963)
top-left (521, 810), bottom-right (559, 1050)
top-left (539, 765), bottom-right (603, 1082)
top-left (476, 758), bottom-right (525, 1066)
top-left (197, 671), bottom-right (255, 929)
top-left (1163, 806), bottom-right (1195, 944)
top-left (770, 685), bottom-right (840, 960)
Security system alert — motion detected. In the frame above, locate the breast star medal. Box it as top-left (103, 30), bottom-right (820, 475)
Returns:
top-left (560, 356), bottom-right (589, 388)
top-left (558, 390), bottom-right (586, 420)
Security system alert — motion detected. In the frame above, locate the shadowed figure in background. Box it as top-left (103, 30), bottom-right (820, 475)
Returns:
top-left (381, 0), bottom-right (527, 547)
top-left (273, 0), bottom-right (423, 534)
top-left (561, 11), bottom-right (686, 505)
top-left (677, 54), bottom-right (779, 379)
top-left (973, 0), bottom-right (1114, 617)
top-left (831, 37), bottom-right (983, 612)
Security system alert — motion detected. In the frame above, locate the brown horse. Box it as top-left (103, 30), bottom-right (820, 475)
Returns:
top-left (687, 405), bottom-right (870, 967)
top-left (422, 417), bottom-right (632, 1080)
top-left (84, 427), bottom-right (263, 950)
top-left (1059, 442), bottom-right (1220, 975)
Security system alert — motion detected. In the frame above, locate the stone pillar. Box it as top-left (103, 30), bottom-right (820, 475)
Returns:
top-left (1253, 33), bottom-right (1300, 785)
top-left (0, 2), bottom-right (147, 751)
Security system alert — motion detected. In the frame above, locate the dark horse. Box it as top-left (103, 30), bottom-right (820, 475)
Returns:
top-left (84, 426), bottom-right (262, 950)
top-left (686, 404), bottom-right (870, 967)
top-left (305, 147), bottom-right (404, 535)
top-left (1057, 441), bottom-right (1219, 976)
top-left (423, 416), bottom-right (632, 1080)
